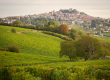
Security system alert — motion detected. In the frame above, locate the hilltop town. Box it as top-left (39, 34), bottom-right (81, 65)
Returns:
top-left (0, 8), bottom-right (110, 36)
top-left (0, 8), bottom-right (107, 24)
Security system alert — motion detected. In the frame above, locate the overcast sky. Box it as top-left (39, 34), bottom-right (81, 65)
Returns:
top-left (0, 0), bottom-right (110, 19)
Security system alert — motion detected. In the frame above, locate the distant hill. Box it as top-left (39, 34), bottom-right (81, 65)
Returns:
top-left (0, 8), bottom-right (104, 26)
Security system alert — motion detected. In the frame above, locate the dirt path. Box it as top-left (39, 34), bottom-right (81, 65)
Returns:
top-left (31, 30), bottom-right (42, 33)
top-left (17, 32), bottom-right (25, 35)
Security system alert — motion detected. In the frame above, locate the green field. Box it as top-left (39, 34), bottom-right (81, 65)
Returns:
top-left (0, 51), bottom-right (67, 67)
top-left (0, 25), bottom-right (110, 80)
top-left (103, 32), bottom-right (110, 37)
top-left (1, 58), bottom-right (110, 80)
top-left (94, 36), bottom-right (110, 43)
top-left (0, 25), bottom-right (70, 67)
top-left (0, 25), bottom-right (63, 57)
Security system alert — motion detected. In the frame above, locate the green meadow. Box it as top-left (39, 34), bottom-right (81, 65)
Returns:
top-left (0, 51), bottom-right (67, 67)
top-left (94, 36), bottom-right (110, 43)
top-left (0, 25), bottom-right (110, 80)
top-left (0, 25), bottom-right (63, 57)
top-left (103, 32), bottom-right (110, 37)
top-left (0, 25), bottom-right (69, 67)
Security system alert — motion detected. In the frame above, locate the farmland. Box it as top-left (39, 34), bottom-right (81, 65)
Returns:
top-left (1, 57), bottom-right (110, 80)
top-left (0, 25), bottom-right (110, 80)
top-left (0, 51), bottom-right (67, 67)
top-left (103, 32), bottom-right (110, 37)
top-left (94, 36), bottom-right (110, 44)
top-left (0, 25), bottom-right (63, 57)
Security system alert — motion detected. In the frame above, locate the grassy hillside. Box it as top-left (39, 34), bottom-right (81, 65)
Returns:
top-left (103, 32), bottom-right (110, 37)
top-left (94, 36), bottom-right (110, 43)
top-left (0, 25), bottom-right (110, 80)
top-left (0, 51), bottom-right (67, 67)
top-left (0, 25), bottom-right (63, 57)
top-left (38, 58), bottom-right (110, 68)
top-left (1, 57), bottom-right (110, 80)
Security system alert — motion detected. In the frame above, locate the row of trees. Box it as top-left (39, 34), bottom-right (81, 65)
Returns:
top-left (0, 16), bottom-right (56, 25)
top-left (12, 20), bottom-right (69, 36)
top-left (0, 20), bottom-right (36, 29)
top-left (91, 19), bottom-right (110, 28)
top-left (60, 35), bottom-right (110, 61)
top-left (0, 19), bottom-right (85, 40)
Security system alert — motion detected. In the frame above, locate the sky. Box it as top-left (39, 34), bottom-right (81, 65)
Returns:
top-left (0, 0), bottom-right (110, 19)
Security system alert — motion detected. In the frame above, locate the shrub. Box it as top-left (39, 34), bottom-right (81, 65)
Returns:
top-left (11, 28), bottom-right (16, 33)
top-left (0, 68), bottom-right (12, 80)
top-left (7, 44), bottom-right (21, 53)
top-left (95, 69), bottom-right (110, 80)
top-left (13, 20), bottom-right (22, 27)
top-left (61, 37), bottom-right (73, 41)
top-left (70, 32), bottom-right (75, 40)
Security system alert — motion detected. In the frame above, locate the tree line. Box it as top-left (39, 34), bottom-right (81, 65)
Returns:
top-left (60, 35), bottom-right (110, 61)
top-left (0, 19), bottom-right (85, 41)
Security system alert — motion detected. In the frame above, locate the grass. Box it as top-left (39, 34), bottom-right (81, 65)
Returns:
top-left (1, 48), bottom-right (109, 68)
top-left (0, 25), bottom-right (110, 79)
top-left (0, 51), bottom-right (67, 67)
top-left (28, 58), bottom-right (110, 69)
top-left (94, 36), bottom-right (110, 43)
top-left (0, 25), bottom-right (70, 67)
top-left (103, 32), bottom-right (110, 37)
top-left (0, 25), bottom-right (63, 57)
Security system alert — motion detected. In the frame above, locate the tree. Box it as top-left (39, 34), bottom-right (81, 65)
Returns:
top-left (86, 32), bottom-right (91, 36)
top-left (60, 41), bottom-right (76, 61)
top-left (91, 20), bottom-right (96, 28)
top-left (58, 17), bottom-right (62, 24)
top-left (59, 24), bottom-right (69, 35)
top-left (30, 16), bottom-right (33, 20)
top-left (13, 20), bottom-right (22, 27)
top-left (46, 25), bottom-right (55, 32)
top-left (6, 18), bottom-right (9, 23)
top-left (70, 28), bottom-right (78, 33)
top-left (54, 26), bottom-right (60, 33)
top-left (41, 19), bottom-right (49, 27)
top-left (47, 20), bottom-right (55, 26)
top-left (100, 41), bottom-right (110, 56)
top-left (78, 30), bottom-right (84, 35)
top-left (0, 18), bottom-right (2, 22)
top-left (36, 20), bottom-right (41, 26)
top-left (70, 32), bottom-right (75, 40)
top-left (24, 20), bottom-right (31, 24)
top-left (75, 35), bottom-right (101, 60)
top-left (45, 18), bottom-right (49, 25)
top-left (54, 21), bottom-right (60, 27)
top-left (73, 9), bottom-right (78, 13)
top-left (22, 24), bottom-right (28, 28)
top-left (20, 17), bottom-right (25, 23)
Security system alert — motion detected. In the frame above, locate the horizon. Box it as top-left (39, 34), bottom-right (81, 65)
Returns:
top-left (0, 0), bottom-right (110, 19)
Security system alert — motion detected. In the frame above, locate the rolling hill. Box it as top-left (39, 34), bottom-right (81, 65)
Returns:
top-left (0, 25), bottom-right (63, 56)
top-left (0, 25), bottom-right (69, 67)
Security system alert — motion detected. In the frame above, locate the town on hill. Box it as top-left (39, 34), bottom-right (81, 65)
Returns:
top-left (0, 8), bottom-right (110, 80)
top-left (0, 8), bottom-right (110, 36)
top-left (0, 8), bottom-right (107, 24)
